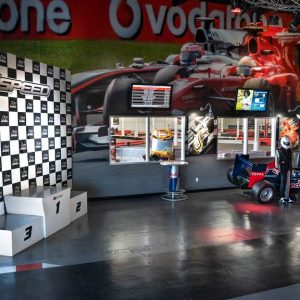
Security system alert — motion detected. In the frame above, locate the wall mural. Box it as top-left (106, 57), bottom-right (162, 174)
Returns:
top-left (0, 52), bottom-right (72, 215)
top-left (1, 0), bottom-right (300, 196)
top-left (72, 20), bottom-right (300, 164)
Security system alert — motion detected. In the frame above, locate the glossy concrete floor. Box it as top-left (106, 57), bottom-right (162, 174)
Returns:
top-left (2, 189), bottom-right (300, 299)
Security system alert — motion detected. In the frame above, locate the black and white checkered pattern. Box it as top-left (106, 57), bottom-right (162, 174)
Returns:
top-left (0, 52), bottom-right (72, 212)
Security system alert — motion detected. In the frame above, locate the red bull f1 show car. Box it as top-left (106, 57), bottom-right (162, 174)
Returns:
top-left (228, 154), bottom-right (300, 204)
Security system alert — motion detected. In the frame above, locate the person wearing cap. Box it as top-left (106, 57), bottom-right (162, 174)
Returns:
top-left (275, 136), bottom-right (294, 203)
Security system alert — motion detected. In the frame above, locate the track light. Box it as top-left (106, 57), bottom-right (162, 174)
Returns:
top-left (199, 103), bottom-right (213, 118)
top-left (172, 0), bottom-right (187, 5)
top-left (231, 0), bottom-right (249, 16)
top-left (269, 15), bottom-right (280, 26)
top-left (288, 106), bottom-right (300, 119)
top-left (289, 12), bottom-right (300, 33)
top-left (231, 0), bottom-right (242, 15)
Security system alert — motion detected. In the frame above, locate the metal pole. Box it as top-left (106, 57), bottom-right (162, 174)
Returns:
top-left (174, 117), bottom-right (178, 146)
top-left (181, 117), bottom-right (186, 161)
top-left (271, 117), bottom-right (277, 157)
top-left (236, 118), bottom-right (240, 138)
top-left (145, 117), bottom-right (150, 162)
top-left (121, 117), bottom-right (125, 136)
top-left (220, 118), bottom-right (224, 133)
top-left (253, 118), bottom-right (259, 151)
top-left (243, 118), bottom-right (248, 155)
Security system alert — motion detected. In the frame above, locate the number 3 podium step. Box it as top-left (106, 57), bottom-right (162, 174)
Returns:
top-left (0, 214), bottom-right (44, 256)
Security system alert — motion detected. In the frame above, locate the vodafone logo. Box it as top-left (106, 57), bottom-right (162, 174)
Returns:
top-left (109, 0), bottom-right (206, 39)
top-left (109, 0), bottom-right (141, 39)
top-left (109, 1), bottom-right (284, 40)
top-left (110, 0), bottom-right (204, 39)
top-left (0, 0), bottom-right (71, 34)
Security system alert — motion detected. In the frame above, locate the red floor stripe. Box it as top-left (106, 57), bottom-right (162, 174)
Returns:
top-left (16, 263), bottom-right (43, 272)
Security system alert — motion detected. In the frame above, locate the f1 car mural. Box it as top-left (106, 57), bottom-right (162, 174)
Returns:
top-left (71, 60), bottom-right (172, 152)
top-left (228, 154), bottom-right (300, 204)
top-left (154, 23), bottom-right (300, 117)
top-left (71, 21), bottom-right (245, 152)
top-left (72, 19), bottom-right (300, 153)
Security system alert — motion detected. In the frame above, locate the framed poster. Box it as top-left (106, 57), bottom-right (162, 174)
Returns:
top-left (188, 115), bottom-right (216, 155)
top-left (279, 117), bottom-right (300, 149)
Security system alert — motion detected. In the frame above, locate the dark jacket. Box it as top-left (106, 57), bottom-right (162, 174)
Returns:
top-left (277, 147), bottom-right (292, 171)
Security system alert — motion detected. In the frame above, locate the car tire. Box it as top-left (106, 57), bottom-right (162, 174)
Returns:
top-left (227, 167), bottom-right (235, 185)
top-left (243, 78), bottom-right (277, 116)
top-left (252, 180), bottom-right (275, 204)
top-left (153, 65), bottom-right (189, 85)
top-left (103, 77), bottom-right (140, 126)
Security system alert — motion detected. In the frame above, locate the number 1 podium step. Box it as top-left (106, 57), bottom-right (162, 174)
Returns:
top-left (0, 214), bottom-right (44, 256)
top-left (4, 186), bottom-right (71, 238)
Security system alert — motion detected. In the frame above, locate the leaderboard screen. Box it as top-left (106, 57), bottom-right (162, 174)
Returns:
top-left (131, 84), bottom-right (172, 109)
top-left (235, 89), bottom-right (268, 112)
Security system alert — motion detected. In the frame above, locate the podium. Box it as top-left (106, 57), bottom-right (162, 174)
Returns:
top-left (0, 214), bottom-right (44, 256)
top-left (5, 186), bottom-right (71, 238)
top-left (70, 191), bottom-right (88, 222)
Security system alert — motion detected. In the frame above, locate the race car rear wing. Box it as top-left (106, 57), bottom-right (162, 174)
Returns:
top-left (232, 154), bottom-right (252, 179)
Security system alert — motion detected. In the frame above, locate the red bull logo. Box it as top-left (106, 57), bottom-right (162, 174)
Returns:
top-left (170, 171), bottom-right (179, 179)
top-left (266, 167), bottom-right (280, 175)
top-left (291, 180), bottom-right (300, 189)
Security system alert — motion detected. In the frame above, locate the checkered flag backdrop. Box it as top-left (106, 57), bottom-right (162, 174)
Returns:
top-left (0, 52), bottom-right (72, 215)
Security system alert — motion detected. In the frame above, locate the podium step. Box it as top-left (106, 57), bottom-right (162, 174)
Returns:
top-left (0, 214), bottom-right (44, 256)
top-left (4, 186), bottom-right (71, 238)
top-left (70, 191), bottom-right (88, 222)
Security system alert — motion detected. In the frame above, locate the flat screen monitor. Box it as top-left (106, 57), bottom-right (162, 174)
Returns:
top-left (235, 88), bottom-right (268, 112)
top-left (131, 84), bottom-right (172, 109)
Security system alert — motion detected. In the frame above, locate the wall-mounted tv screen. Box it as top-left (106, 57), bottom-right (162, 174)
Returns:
top-left (235, 88), bottom-right (268, 112)
top-left (131, 84), bottom-right (172, 109)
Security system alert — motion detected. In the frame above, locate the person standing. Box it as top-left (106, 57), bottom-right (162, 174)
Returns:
top-left (275, 136), bottom-right (294, 203)
top-left (242, 90), bottom-right (251, 110)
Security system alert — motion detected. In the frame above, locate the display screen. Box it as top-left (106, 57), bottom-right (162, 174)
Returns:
top-left (131, 84), bottom-right (172, 109)
top-left (235, 89), bottom-right (268, 112)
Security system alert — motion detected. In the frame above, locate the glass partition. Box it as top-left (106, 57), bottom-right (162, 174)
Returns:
top-left (149, 117), bottom-right (183, 161)
top-left (247, 118), bottom-right (273, 158)
top-left (110, 116), bottom-right (185, 164)
top-left (217, 117), bottom-right (277, 159)
top-left (217, 118), bottom-right (244, 159)
top-left (110, 117), bottom-right (147, 164)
